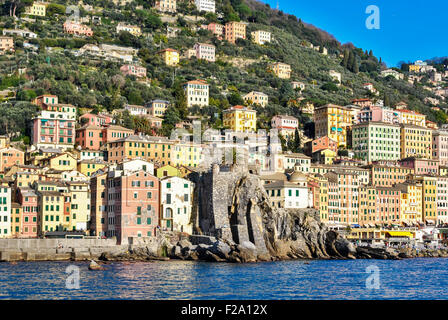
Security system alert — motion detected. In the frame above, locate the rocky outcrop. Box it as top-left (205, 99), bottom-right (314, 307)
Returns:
top-left (188, 164), bottom-right (363, 262)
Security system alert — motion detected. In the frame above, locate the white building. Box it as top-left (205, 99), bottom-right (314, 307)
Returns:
top-left (251, 30), bottom-right (271, 45)
top-left (193, 43), bottom-right (215, 62)
top-left (329, 70), bottom-right (341, 83)
top-left (2, 29), bottom-right (37, 39)
top-left (124, 104), bottom-right (147, 116)
top-left (160, 176), bottom-right (194, 234)
top-left (281, 152), bottom-right (311, 173)
top-left (271, 115), bottom-right (299, 140)
top-left (0, 186), bottom-right (11, 238)
top-left (183, 80), bottom-right (209, 108)
top-left (194, 0), bottom-right (215, 12)
top-left (77, 149), bottom-right (105, 161)
top-left (264, 177), bottom-right (310, 209)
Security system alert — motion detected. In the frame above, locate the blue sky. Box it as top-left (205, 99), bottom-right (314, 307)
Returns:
top-left (262, 0), bottom-right (447, 67)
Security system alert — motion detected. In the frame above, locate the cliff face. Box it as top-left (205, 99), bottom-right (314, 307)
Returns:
top-left (190, 165), bottom-right (357, 261)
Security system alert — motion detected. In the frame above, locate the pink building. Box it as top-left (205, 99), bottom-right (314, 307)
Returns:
top-left (375, 187), bottom-right (401, 224)
top-left (75, 124), bottom-right (103, 150)
top-left (102, 125), bottom-right (134, 145)
top-left (18, 188), bottom-right (39, 238)
top-left (63, 21), bottom-right (93, 37)
top-left (106, 170), bottom-right (159, 244)
top-left (437, 176), bottom-right (448, 224)
top-left (79, 113), bottom-right (114, 127)
top-left (433, 130), bottom-right (448, 166)
top-left (358, 105), bottom-right (400, 124)
top-left (31, 103), bottom-right (76, 149)
top-left (120, 64), bottom-right (147, 78)
top-left (207, 23), bottom-right (224, 39)
top-left (399, 157), bottom-right (439, 175)
top-left (271, 115), bottom-right (299, 140)
top-left (304, 136), bottom-right (338, 156)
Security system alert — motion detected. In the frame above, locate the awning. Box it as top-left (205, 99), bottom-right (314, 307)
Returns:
top-left (386, 231), bottom-right (414, 238)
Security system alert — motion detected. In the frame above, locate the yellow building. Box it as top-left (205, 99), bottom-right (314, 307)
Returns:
top-left (223, 105), bottom-right (257, 133)
top-left (411, 175), bottom-right (437, 223)
top-left (358, 186), bottom-right (376, 226)
top-left (158, 48), bottom-right (180, 66)
top-left (268, 62), bottom-right (291, 79)
top-left (116, 23), bottom-right (142, 37)
top-left (315, 104), bottom-right (359, 148)
top-left (251, 30), bottom-right (271, 45)
top-left (243, 91), bottom-right (268, 107)
top-left (41, 153), bottom-right (77, 172)
top-left (107, 135), bottom-right (174, 167)
top-left (67, 181), bottom-right (90, 232)
top-left (408, 64), bottom-right (422, 73)
top-left (400, 109), bottom-right (426, 127)
top-left (25, 2), bottom-right (47, 16)
top-left (77, 160), bottom-right (107, 177)
top-left (156, 164), bottom-right (182, 178)
top-left (38, 191), bottom-right (69, 233)
top-left (400, 124), bottom-right (432, 159)
top-left (11, 203), bottom-right (23, 237)
top-left (397, 182), bottom-right (423, 224)
top-left (171, 142), bottom-right (204, 168)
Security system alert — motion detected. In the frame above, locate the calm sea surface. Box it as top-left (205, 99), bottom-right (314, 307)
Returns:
top-left (1, 258), bottom-right (448, 300)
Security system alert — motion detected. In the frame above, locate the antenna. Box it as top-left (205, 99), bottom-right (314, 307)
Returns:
top-left (276, 0), bottom-right (279, 10)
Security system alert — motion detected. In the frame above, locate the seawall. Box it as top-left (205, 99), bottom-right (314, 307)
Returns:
top-left (0, 238), bottom-right (128, 262)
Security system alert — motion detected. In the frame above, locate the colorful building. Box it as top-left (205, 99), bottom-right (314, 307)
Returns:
top-left (243, 91), bottom-right (268, 107)
top-left (432, 129), bottom-right (448, 166)
top-left (77, 159), bottom-right (107, 177)
top-left (314, 104), bottom-right (359, 148)
top-left (120, 64), bottom-right (147, 78)
top-left (0, 36), bottom-right (14, 53)
top-left (400, 124), bottom-right (432, 159)
top-left (399, 157), bottom-right (439, 175)
top-left (271, 115), bottom-right (298, 140)
top-left (24, 2), bottom-right (47, 16)
top-left (154, 0), bottom-right (176, 12)
top-left (107, 135), bottom-right (173, 166)
top-left (193, 42), bottom-right (215, 62)
top-left (363, 164), bottom-right (413, 187)
top-left (63, 21), bottom-right (93, 37)
top-left (0, 185), bottom-right (11, 238)
top-left (251, 30), bottom-right (271, 45)
top-left (183, 80), bottom-right (209, 108)
top-left (31, 100), bottom-right (76, 150)
top-left (160, 176), bottom-right (194, 234)
top-left (146, 100), bottom-right (170, 118)
top-left (76, 124), bottom-right (104, 150)
top-left (223, 105), bottom-right (257, 133)
top-left (269, 62), bottom-right (291, 79)
top-left (89, 169), bottom-right (108, 237)
top-left (158, 48), bottom-right (180, 66)
top-left (116, 23), bottom-right (142, 36)
top-left (0, 147), bottom-right (24, 173)
top-left (352, 122), bottom-right (401, 162)
top-left (224, 21), bottom-right (246, 44)
top-left (106, 169), bottom-right (159, 244)
top-left (17, 188), bottom-right (39, 238)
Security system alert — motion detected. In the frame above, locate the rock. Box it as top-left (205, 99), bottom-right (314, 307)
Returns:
top-left (210, 240), bottom-right (231, 259)
top-left (203, 250), bottom-right (226, 262)
top-left (89, 260), bottom-right (106, 271)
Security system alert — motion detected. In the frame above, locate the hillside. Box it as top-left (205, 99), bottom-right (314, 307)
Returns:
top-left (0, 0), bottom-right (447, 144)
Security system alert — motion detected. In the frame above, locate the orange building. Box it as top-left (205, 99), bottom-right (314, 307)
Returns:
top-left (0, 147), bottom-right (24, 173)
top-left (225, 21), bottom-right (246, 44)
